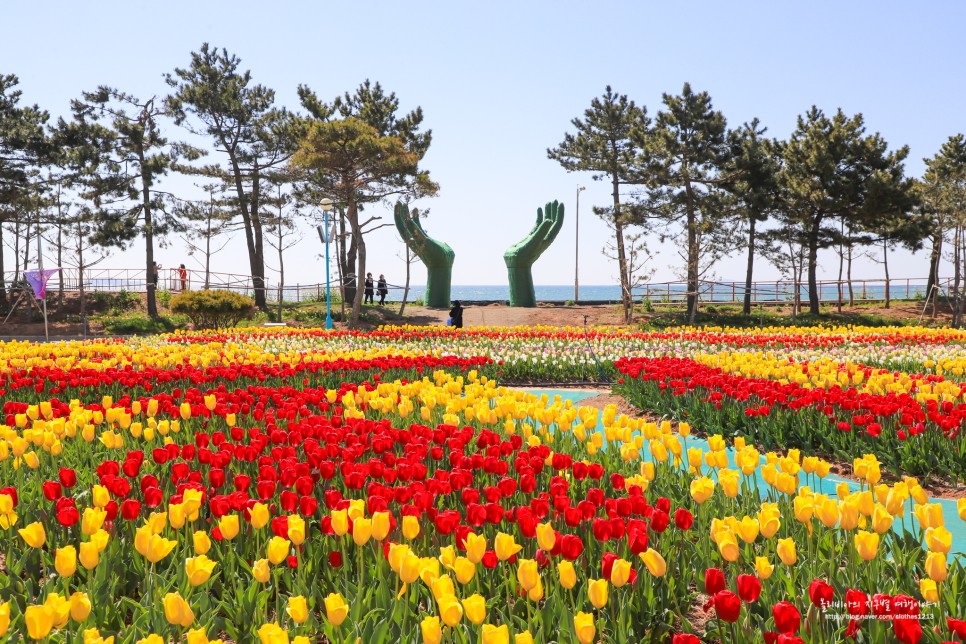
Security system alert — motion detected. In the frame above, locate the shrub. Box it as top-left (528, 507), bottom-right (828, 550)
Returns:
top-left (101, 313), bottom-right (184, 335)
top-left (169, 290), bottom-right (256, 330)
top-left (157, 290), bottom-right (173, 308)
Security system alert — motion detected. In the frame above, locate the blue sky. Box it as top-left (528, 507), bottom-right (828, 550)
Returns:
top-left (3, 1), bottom-right (964, 288)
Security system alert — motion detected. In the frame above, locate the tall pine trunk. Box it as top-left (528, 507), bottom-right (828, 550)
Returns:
top-left (141, 149), bottom-right (158, 318)
top-left (807, 217), bottom-right (821, 315)
top-left (883, 239), bottom-right (891, 309)
top-left (927, 229), bottom-right (943, 317)
top-left (742, 217), bottom-right (756, 315)
top-left (611, 173), bottom-right (632, 324)
top-left (685, 180), bottom-right (699, 324)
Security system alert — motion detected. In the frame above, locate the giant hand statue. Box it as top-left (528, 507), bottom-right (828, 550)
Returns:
top-left (504, 201), bottom-right (565, 307)
top-left (394, 202), bottom-right (455, 308)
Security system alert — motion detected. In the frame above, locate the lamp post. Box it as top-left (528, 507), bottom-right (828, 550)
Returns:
top-left (319, 198), bottom-right (334, 329)
top-left (575, 185), bottom-right (585, 303)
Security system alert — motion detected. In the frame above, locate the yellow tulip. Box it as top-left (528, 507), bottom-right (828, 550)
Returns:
top-left (252, 558), bottom-right (271, 583)
top-left (689, 476), bottom-right (715, 504)
top-left (536, 521), bottom-right (556, 551)
top-left (331, 510), bottom-right (349, 536)
top-left (371, 511), bottom-right (390, 540)
top-left (421, 616), bottom-right (442, 644)
top-left (56, 545), bottom-right (77, 577)
top-left (517, 559), bottom-right (540, 591)
top-left (920, 578), bottom-right (939, 602)
top-left (163, 592), bottom-right (195, 627)
top-left (193, 530), bottom-right (211, 555)
top-left (481, 624), bottom-right (509, 644)
top-left (267, 537), bottom-right (290, 565)
top-left (610, 558), bottom-right (632, 587)
top-left (186, 555), bottom-right (217, 586)
top-left (588, 578), bottom-right (608, 609)
top-left (79, 541), bottom-right (100, 570)
top-left (453, 556), bottom-right (476, 585)
top-left (19, 521), bottom-right (46, 548)
top-left (0, 601), bottom-right (8, 637)
top-left (494, 532), bottom-right (522, 560)
top-left (218, 515), bottom-right (240, 540)
top-left (958, 498), bottom-right (966, 522)
top-left (352, 518), bottom-right (373, 546)
top-left (777, 538), bottom-right (797, 566)
top-left (143, 533), bottom-right (177, 563)
top-left (324, 593), bottom-right (349, 626)
top-left (437, 594), bottom-right (463, 627)
top-left (755, 556), bottom-right (774, 580)
top-left (925, 551), bottom-right (947, 582)
top-left (915, 503), bottom-right (944, 529)
top-left (736, 516), bottom-right (759, 544)
top-left (168, 503), bottom-right (187, 530)
top-left (286, 595), bottom-right (309, 624)
top-left (256, 623), bottom-right (288, 644)
top-left (69, 591), bottom-right (92, 622)
top-left (288, 515), bottom-right (306, 546)
top-left (640, 548), bottom-right (667, 577)
top-left (462, 594), bottom-right (487, 625)
top-left (402, 515), bottom-right (420, 540)
top-left (871, 505), bottom-right (894, 534)
top-left (45, 593), bottom-right (70, 629)
top-left (431, 575), bottom-right (456, 602)
top-left (719, 469), bottom-right (739, 498)
top-left (137, 637), bottom-right (165, 644)
top-left (558, 560), bottom-right (577, 588)
top-left (465, 532), bottom-right (487, 564)
top-left (574, 612), bottom-right (596, 644)
top-left (400, 550), bottom-right (422, 584)
top-left (82, 507), bottom-right (107, 536)
top-left (854, 530), bottom-right (879, 561)
top-left (186, 628), bottom-right (209, 644)
top-left (25, 604), bottom-right (54, 639)
top-left (250, 503), bottom-right (270, 530)
top-left (925, 526), bottom-right (952, 554)
top-left (717, 530), bottom-right (740, 562)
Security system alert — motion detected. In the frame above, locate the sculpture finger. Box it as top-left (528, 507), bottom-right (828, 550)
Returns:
top-left (544, 201), bottom-right (565, 244)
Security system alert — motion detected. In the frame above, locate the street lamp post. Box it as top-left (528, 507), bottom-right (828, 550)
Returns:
top-left (575, 185), bottom-right (585, 303)
top-left (319, 198), bottom-right (334, 330)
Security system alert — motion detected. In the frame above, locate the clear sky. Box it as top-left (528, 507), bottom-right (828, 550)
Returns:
top-left (3, 1), bottom-right (964, 289)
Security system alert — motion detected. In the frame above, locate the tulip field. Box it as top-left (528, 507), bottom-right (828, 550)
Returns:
top-left (1, 325), bottom-right (965, 643)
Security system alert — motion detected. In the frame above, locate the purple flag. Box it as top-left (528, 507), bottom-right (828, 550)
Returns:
top-left (24, 268), bottom-right (60, 300)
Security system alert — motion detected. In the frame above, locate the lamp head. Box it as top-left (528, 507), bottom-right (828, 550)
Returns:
top-left (320, 198), bottom-right (334, 212)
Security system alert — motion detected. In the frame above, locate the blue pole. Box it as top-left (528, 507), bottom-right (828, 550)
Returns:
top-left (324, 209), bottom-right (333, 330)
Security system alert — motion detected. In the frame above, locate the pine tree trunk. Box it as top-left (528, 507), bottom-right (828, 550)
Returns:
top-left (836, 219), bottom-right (844, 313)
top-left (847, 244), bottom-right (854, 307)
top-left (883, 239), bottom-right (891, 309)
top-left (685, 180), bottom-right (699, 325)
top-left (277, 224), bottom-right (284, 323)
top-left (225, 149), bottom-right (267, 309)
top-left (350, 203), bottom-right (366, 328)
top-left (927, 229), bottom-right (942, 316)
top-left (955, 226), bottom-right (962, 327)
top-left (142, 150), bottom-right (158, 319)
top-left (742, 217), bottom-right (755, 315)
top-left (399, 246), bottom-right (412, 317)
top-left (0, 224), bottom-right (7, 306)
top-left (611, 174), bottom-right (632, 324)
top-left (807, 217), bottom-right (821, 315)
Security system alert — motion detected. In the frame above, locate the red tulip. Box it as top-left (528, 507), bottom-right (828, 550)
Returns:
top-left (58, 468), bottom-right (77, 488)
top-left (845, 589), bottom-right (868, 616)
top-left (714, 591), bottom-right (741, 623)
top-left (808, 579), bottom-right (834, 609)
top-left (773, 601), bottom-right (801, 634)
top-left (42, 481), bottom-right (62, 501)
top-left (674, 507), bottom-right (693, 530)
top-left (705, 568), bottom-right (726, 595)
top-left (736, 574), bottom-right (761, 603)
top-left (672, 635), bottom-right (700, 644)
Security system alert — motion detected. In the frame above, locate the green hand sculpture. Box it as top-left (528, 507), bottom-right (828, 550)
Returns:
top-left (394, 202), bottom-right (455, 308)
top-left (504, 200), bottom-right (565, 307)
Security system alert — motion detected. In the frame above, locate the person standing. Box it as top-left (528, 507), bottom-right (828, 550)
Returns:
top-left (178, 264), bottom-right (188, 291)
top-left (377, 274), bottom-right (388, 305)
top-left (150, 262), bottom-right (161, 291)
top-left (449, 300), bottom-right (464, 329)
top-left (364, 272), bottom-right (374, 304)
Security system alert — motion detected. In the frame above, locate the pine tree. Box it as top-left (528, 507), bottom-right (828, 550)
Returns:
top-left (548, 86), bottom-right (646, 324)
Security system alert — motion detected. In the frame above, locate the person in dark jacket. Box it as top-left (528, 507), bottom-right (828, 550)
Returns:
top-left (377, 274), bottom-right (388, 305)
top-left (364, 272), bottom-right (374, 304)
top-left (449, 300), bottom-right (464, 329)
